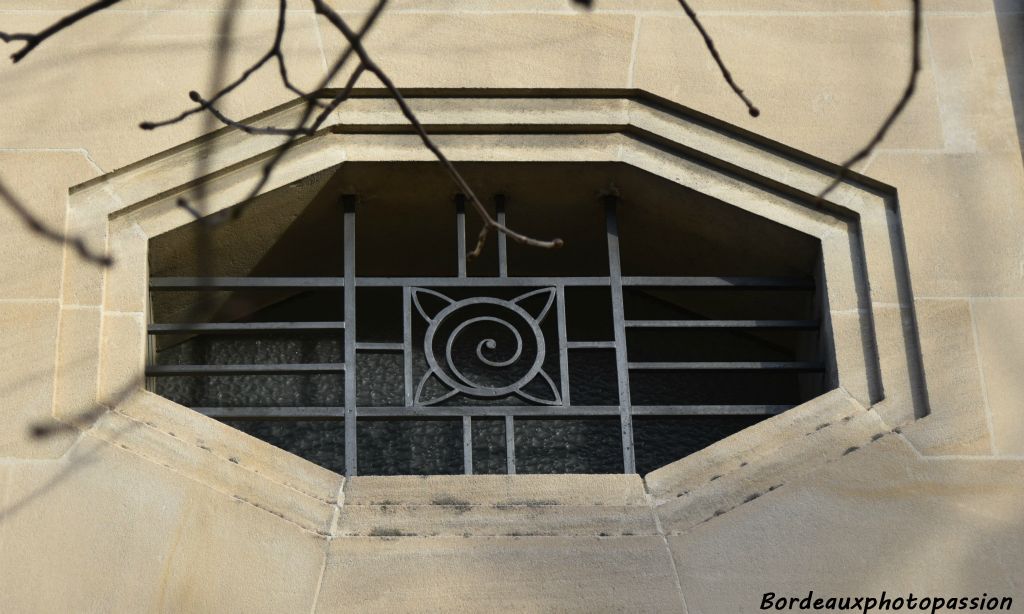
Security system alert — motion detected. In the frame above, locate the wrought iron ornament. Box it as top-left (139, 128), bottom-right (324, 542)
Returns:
top-left (147, 195), bottom-right (823, 476)
top-left (413, 287), bottom-right (562, 406)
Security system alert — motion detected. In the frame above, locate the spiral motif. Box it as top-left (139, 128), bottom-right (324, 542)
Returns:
top-left (423, 298), bottom-right (546, 398)
top-left (449, 316), bottom-right (524, 370)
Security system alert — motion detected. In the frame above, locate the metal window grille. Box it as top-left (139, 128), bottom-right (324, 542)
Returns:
top-left (147, 194), bottom-right (825, 476)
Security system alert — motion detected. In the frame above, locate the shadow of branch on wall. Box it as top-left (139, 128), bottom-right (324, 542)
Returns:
top-left (0, 0), bottom-right (929, 520)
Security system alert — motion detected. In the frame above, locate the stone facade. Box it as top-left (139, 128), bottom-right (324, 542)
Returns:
top-left (1, 1), bottom-right (1022, 612)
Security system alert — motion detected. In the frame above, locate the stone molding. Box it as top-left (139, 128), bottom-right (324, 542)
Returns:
top-left (55, 89), bottom-right (929, 529)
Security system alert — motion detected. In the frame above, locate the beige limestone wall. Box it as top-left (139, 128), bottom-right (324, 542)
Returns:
top-left (1, 1), bottom-right (1022, 612)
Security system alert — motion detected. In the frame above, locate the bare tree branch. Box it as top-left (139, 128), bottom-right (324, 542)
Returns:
top-left (189, 90), bottom-right (315, 136)
top-left (0, 0), bottom-right (122, 63)
top-left (139, 0), bottom-right (562, 255)
top-left (676, 0), bottom-right (759, 118)
top-left (202, 51), bottom-right (377, 222)
top-left (139, 0), bottom-right (325, 132)
top-left (311, 0), bottom-right (563, 256)
top-left (819, 0), bottom-right (921, 200)
top-left (2, 0), bottom-right (918, 263)
top-left (172, 63), bottom-right (365, 225)
top-left (164, 0), bottom-right (386, 229)
top-left (0, 0), bottom-right (771, 261)
top-left (0, 0), bottom-right (928, 453)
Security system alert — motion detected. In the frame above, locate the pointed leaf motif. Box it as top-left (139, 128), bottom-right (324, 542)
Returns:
top-left (414, 369), bottom-right (458, 406)
top-left (411, 287), bottom-right (454, 322)
top-left (511, 287), bottom-right (556, 323)
top-left (516, 369), bottom-right (563, 406)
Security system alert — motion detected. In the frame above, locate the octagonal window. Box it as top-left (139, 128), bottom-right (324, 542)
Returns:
top-left (146, 162), bottom-right (833, 476)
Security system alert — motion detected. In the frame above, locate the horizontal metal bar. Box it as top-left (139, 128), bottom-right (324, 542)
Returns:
top-left (627, 361), bottom-right (825, 372)
top-left (360, 405), bottom-right (604, 417)
top-left (146, 363), bottom-right (346, 376)
top-left (359, 405), bottom-right (794, 417)
top-left (356, 277), bottom-right (610, 287)
top-left (194, 407), bottom-right (345, 419)
top-left (566, 340), bottom-right (617, 349)
top-left (355, 342), bottom-right (404, 351)
top-left (194, 404), bottom-right (792, 419)
top-left (624, 319), bottom-right (818, 329)
top-left (150, 277), bottom-right (344, 290)
top-left (621, 276), bottom-right (814, 289)
top-left (631, 404), bottom-right (790, 416)
top-left (148, 322), bottom-right (345, 334)
top-left (150, 275), bottom-right (810, 290)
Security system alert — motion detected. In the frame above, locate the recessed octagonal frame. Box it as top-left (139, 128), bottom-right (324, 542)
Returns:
top-left (55, 89), bottom-right (928, 532)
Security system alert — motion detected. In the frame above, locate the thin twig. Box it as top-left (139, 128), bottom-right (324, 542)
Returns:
top-left (818, 0), bottom-right (921, 200)
top-left (312, 0), bottom-right (563, 256)
top-left (189, 91), bottom-right (315, 136)
top-left (196, 16), bottom-right (382, 140)
top-left (2, 0), bottom-right (789, 260)
top-left (139, 0), bottom-right (324, 132)
top-left (225, 63), bottom-right (368, 216)
top-left (155, 0), bottom-right (385, 141)
top-left (677, 0), bottom-right (759, 118)
top-left (4, 0), bottom-right (560, 261)
top-left (168, 0), bottom-right (387, 228)
top-left (170, 0), bottom-right (562, 256)
top-left (0, 0), bottom-right (122, 63)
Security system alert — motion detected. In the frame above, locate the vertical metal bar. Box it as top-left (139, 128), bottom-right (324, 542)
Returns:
top-left (455, 194), bottom-right (467, 278)
top-left (145, 281), bottom-right (157, 393)
top-left (505, 415), bottom-right (516, 475)
top-left (403, 286), bottom-right (413, 407)
top-left (343, 195), bottom-right (358, 477)
top-left (496, 194), bottom-right (508, 278)
top-left (556, 285), bottom-right (571, 406)
top-left (463, 416), bottom-right (473, 475)
top-left (813, 252), bottom-right (836, 391)
top-left (604, 195), bottom-right (637, 474)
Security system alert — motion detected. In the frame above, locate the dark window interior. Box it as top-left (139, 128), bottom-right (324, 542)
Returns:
top-left (148, 162), bottom-right (832, 476)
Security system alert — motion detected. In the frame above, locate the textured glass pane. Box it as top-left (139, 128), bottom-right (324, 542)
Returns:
top-left (471, 418), bottom-right (507, 475)
top-left (156, 333), bottom-right (343, 365)
top-left (626, 328), bottom-right (801, 362)
top-left (357, 419), bottom-right (462, 475)
top-left (633, 416), bottom-right (767, 474)
top-left (156, 373), bottom-right (343, 407)
top-left (514, 418), bottom-right (622, 474)
top-left (629, 371), bottom-right (803, 406)
top-left (356, 352), bottom-right (404, 406)
top-left (567, 349), bottom-right (618, 405)
top-left (221, 420), bottom-right (346, 475)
